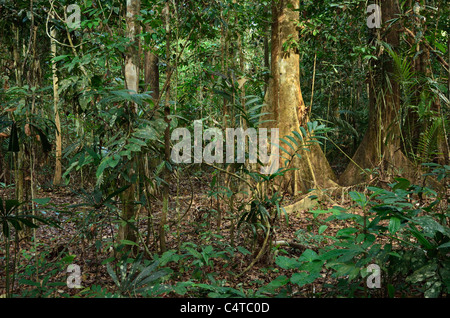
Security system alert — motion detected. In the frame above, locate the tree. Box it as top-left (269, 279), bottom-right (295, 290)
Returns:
top-left (50, 12), bottom-right (62, 186)
top-left (118, 0), bottom-right (141, 247)
top-left (263, 0), bottom-right (337, 195)
top-left (144, 23), bottom-right (160, 103)
top-left (403, 0), bottom-right (449, 166)
top-left (339, 0), bottom-right (414, 186)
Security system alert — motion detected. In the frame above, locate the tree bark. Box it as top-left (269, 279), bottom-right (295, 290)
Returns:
top-left (410, 2), bottom-right (449, 166)
top-left (144, 25), bottom-right (160, 103)
top-left (50, 16), bottom-right (62, 186)
top-left (124, 0), bottom-right (141, 100)
top-left (263, 0), bottom-right (337, 195)
top-left (119, 0), bottom-right (141, 247)
top-left (339, 0), bottom-right (415, 186)
top-left (160, 0), bottom-right (171, 254)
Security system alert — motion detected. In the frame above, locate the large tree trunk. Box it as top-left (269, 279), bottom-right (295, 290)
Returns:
top-left (263, 0), bottom-right (337, 195)
top-left (339, 0), bottom-right (415, 186)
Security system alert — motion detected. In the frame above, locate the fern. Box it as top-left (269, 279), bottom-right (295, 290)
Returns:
top-left (278, 121), bottom-right (331, 168)
top-left (416, 117), bottom-right (443, 164)
top-left (234, 95), bottom-right (272, 128)
top-left (384, 43), bottom-right (418, 106)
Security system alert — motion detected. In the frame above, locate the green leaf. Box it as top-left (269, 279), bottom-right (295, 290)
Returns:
top-left (133, 126), bottom-right (158, 140)
top-left (273, 142), bottom-right (292, 156)
top-left (173, 282), bottom-right (189, 295)
top-left (125, 143), bottom-right (142, 152)
top-left (62, 255), bottom-right (76, 264)
top-left (3, 222), bottom-right (9, 237)
top-left (336, 227), bottom-right (358, 238)
top-left (8, 122), bottom-right (20, 152)
top-left (406, 262), bottom-right (438, 284)
top-left (275, 256), bottom-right (300, 270)
top-left (101, 257), bottom-right (116, 265)
top-left (438, 242), bottom-right (450, 249)
top-left (291, 271), bottom-right (321, 287)
top-left (393, 178), bottom-right (411, 190)
top-left (349, 191), bottom-right (367, 207)
top-left (135, 270), bottom-right (168, 292)
top-left (424, 280), bottom-right (442, 298)
top-left (388, 217), bottom-right (401, 234)
top-left (106, 263), bottom-right (120, 287)
top-left (108, 154), bottom-right (121, 168)
top-left (299, 249), bottom-right (319, 262)
top-left (284, 135), bottom-right (299, 147)
top-left (412, 216), bottom-right (450, 238)
top-left (387, 284), bottom-right (396, 298)
top-left (52, 55), bottom-right (70, 62)
top-left (19, 279), bottom-right (41, 287)
top-left (128, 137), bottom-right (147, 147)
top-left (120, 240), bottom-right (138, 246)
top-left (16, 218), bottom-right (38, 229)
top-left (319, 249), bottom-right (346, 261)
top-left (186, 247), bottom-right (202, 260)
top-left (32, 198), bottom-right (51, 205)
top-left (265, 275), bottom-right (289, 289)
top-left (237, 246), bottom-right (251, 256)
top-left (333, 263), bottom-right (359, 280)
top-left (0, 199), bottom-right (20, 215)
top-left (318, 225), bottom-right (328, 234)
top-left (292, 130), bottom-right (304, 142)
top-left (96, 158), bottom-right (111, 178)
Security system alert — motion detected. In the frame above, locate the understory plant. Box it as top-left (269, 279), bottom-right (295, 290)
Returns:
top-left (1, 197), bottom-right (59, 297)
top-left (268, 164), bottom-right (449, 297)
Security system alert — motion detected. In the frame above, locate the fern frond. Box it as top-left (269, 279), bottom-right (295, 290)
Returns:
top-left (417, 117), bottom-right (442, 163)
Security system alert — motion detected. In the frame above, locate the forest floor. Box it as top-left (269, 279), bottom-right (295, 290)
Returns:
top-left (0, 169), bottom-right (384, 298)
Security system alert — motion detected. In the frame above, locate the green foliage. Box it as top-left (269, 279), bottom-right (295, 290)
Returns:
top-left (1, 197), bottom-right (60, 298)
top-left (0, 197), bottom-right (59, 239)
top-left (1, 0), bottom-right (449, 300)
top-left (15, 248), bottom-right (72, 298)
top-left (278, 121), bottom-right (331, 167)
top-left (269, 166), bottom-right (449, 297)
top-left (105, 253), bottom-right (170, 297)
top-left (178, 242), bottom-right (233, 283)
top-left (238, 192), bottom-right (284, 234)
top-left (416, 117), bottom-right (445, 164)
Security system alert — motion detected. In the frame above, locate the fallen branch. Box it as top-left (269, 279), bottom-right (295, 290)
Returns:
top-left (282, 189), bottom-right (341, 215)
top-left (273, 240), bottom-right (312, 251)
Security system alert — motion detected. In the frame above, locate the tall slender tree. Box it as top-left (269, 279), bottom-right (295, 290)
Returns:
top-left (50, 12), bottom-right (62, 186)
top-left (119, 0), bottom-right (141, 247)
top-left (144, 24), bottom-right (160, 103)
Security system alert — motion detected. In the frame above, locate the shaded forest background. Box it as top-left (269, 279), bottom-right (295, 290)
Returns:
top-left (0, 0), bottom-right (449, 298)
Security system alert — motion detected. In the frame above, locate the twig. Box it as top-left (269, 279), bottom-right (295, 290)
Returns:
top-left (308, 53), bottom-right (317, 118)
